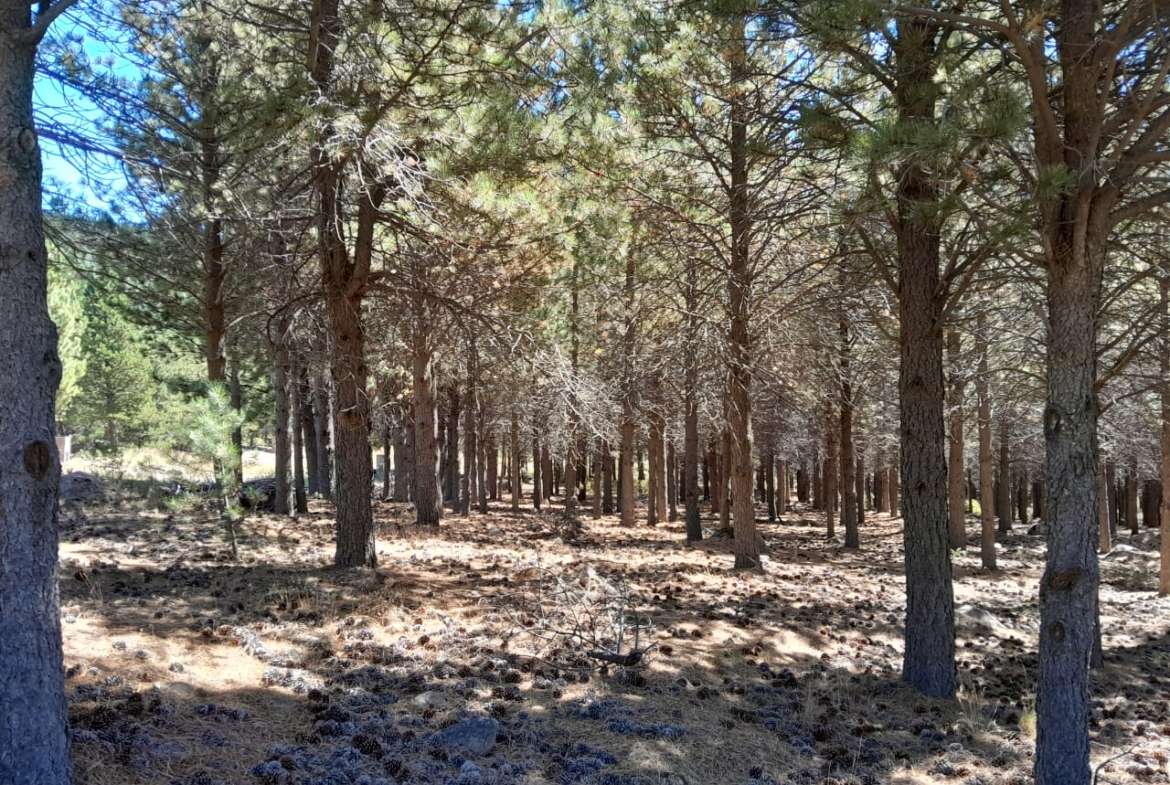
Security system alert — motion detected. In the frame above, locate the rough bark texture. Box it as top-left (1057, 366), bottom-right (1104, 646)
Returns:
top-left (312, 370), bottom-right (333, 500)
top-left (893, 18), bottom-right (955, 699)
top-left (412, 339), bottom-right (442, 526)
top-left (726, 18), bottom-right (759, 569)
top-left (0, 6), bottom-right (72, 780)
top-left (309, 0), bottom-right (376, 566)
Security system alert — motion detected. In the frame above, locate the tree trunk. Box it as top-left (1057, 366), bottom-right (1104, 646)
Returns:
top-left (709, 440), bottom-right (721, 512)
top-left (292, 365), bottom-right (308, 514)
top-left (412, 337), bottom-right (442, 526)
top-left (592, 439), bottom-right (603, 519)
top-left (300, 370), bottom-right (320, 497)
top-left (445, 387), bottom-right (460, 505)
top-left (1097, 460), bottom-right (1111, 555)
top-left (620, 410), bottom-right (636, 526)
top-left (603, 443), bottom-right (615, 514)
top-left (648, 409), bottom-right (666, 525)
top-left (1161, 276), bottom-right (1170, 595)
top-left (541, 442), bottom-right (553, 502)
top-left (510, 408), bottom-right (521, 512)
top-left (486, 430), bottom-right (498, 500)
top-left (271, 337), bottom-right (292, 516)
top-left (685, 413), bottom-right (701, 542)
top-left (381, 423), bottom-right (391, 502)
top-left (0, 12), bottom-right (71, 780)
top-left (976, 316), bottom-right (996, 571)
top-left (326, 291), bottom-right (375, 565)
top-left (312, 370), bottom-right (333, 500)
top-left (726, 18), bottom-right (759, 569)
top-left (462, 347), bottom-right (478, 517)
top-left (532, 432), bottom-right (542, 511)
top-left (1125, 460), bottom-right (1138, 536)
top-left (1035, 253), bottom-right (1103, 785)
top-left (891, 18), bottom-right (955, 699)
top-left (854, 449), bottom-right (865, 536)
top-left (997, 416), bottom-right (1011, 537)
top-left (947, 329), bottom-right (966, 549)
top-left (763, 450), bottom-right (775, 522)
top-left (824, 411), bottom-right (837, 539)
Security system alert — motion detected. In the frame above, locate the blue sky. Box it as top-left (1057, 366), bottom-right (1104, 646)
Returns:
top-left (36, 1), bottom-right (133, 215)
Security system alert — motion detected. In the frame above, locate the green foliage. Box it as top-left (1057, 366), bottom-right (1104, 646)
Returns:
top-left (47, 263), bottom-right (88, 425)
top-left (69, 287), bottom-right (158, 450)
top-left (187, 384), bottom-right (245, 518)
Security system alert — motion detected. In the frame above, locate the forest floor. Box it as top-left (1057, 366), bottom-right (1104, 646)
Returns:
top-left (57, 476), bottom-right (1170, 785)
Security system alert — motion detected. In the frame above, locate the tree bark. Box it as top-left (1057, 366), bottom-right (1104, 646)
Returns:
top-left (300, 369), bottom-right (320, 498)
top-left (0, 9), bottom-right (71, 780)
top-left (411, 330), bottom-right (442, 526)
top-left (892, 18), bottom-right (954, 698)
top-left (271, 335), bottom-right (292, 516)
top-left (726, 16), bottom-right (759, 569)
top-left (824, 410), bottom-right (837, 539)
top-left (292, 364), bottom-right (308, 514)
top-left (840, 314), bottom-right (857, 548)
top-left (510, 407), bottom-right (521, 512)
top-left (312, 369), bottom-right (333, 500)
top-left (976, 316), bottom-right (996, 570)
top-left (1125, 460), bottom-right (1138, 536)
top-left (947, 329), bottom-right (966, 549)
top-left (997, 415), bottom-right (1012, 537)
top-left (532, 432), bottom-right (542, 511)
top-left (1161, 276), bottom-right (1170, 595)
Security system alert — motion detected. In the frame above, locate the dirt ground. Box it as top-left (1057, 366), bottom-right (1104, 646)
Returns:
top-left (57, 480), bottom-right (1170, 785)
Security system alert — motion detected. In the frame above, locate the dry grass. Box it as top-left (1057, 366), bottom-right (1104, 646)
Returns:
top-left (57, 481), bottom-right (1170, 785)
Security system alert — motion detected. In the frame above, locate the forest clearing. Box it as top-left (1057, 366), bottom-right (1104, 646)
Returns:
top-left (3, 1), bottom-right (1170, 785)
top-left (54, 466), bottom-right (1170, 785)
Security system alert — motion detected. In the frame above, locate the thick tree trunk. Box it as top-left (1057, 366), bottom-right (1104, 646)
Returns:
top-left (947, 329), bottom-right (966, 549)
top-left (976, 318), bottom-right (996, 570)
top-left (0, 13), bottom-right (71, 781)
top-left (541, 442), bottom-right (553, 502)
top-left (326, 291), bottom-right (375, 566)
top-left (1097, 461), bottom-right (1111, 555)
top-left (726, 19), bottom-right (758, 569)
top-left (1035, 253), bottom-right (1102, 785)
top-left (891, 18), bottom-right (955, 699)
